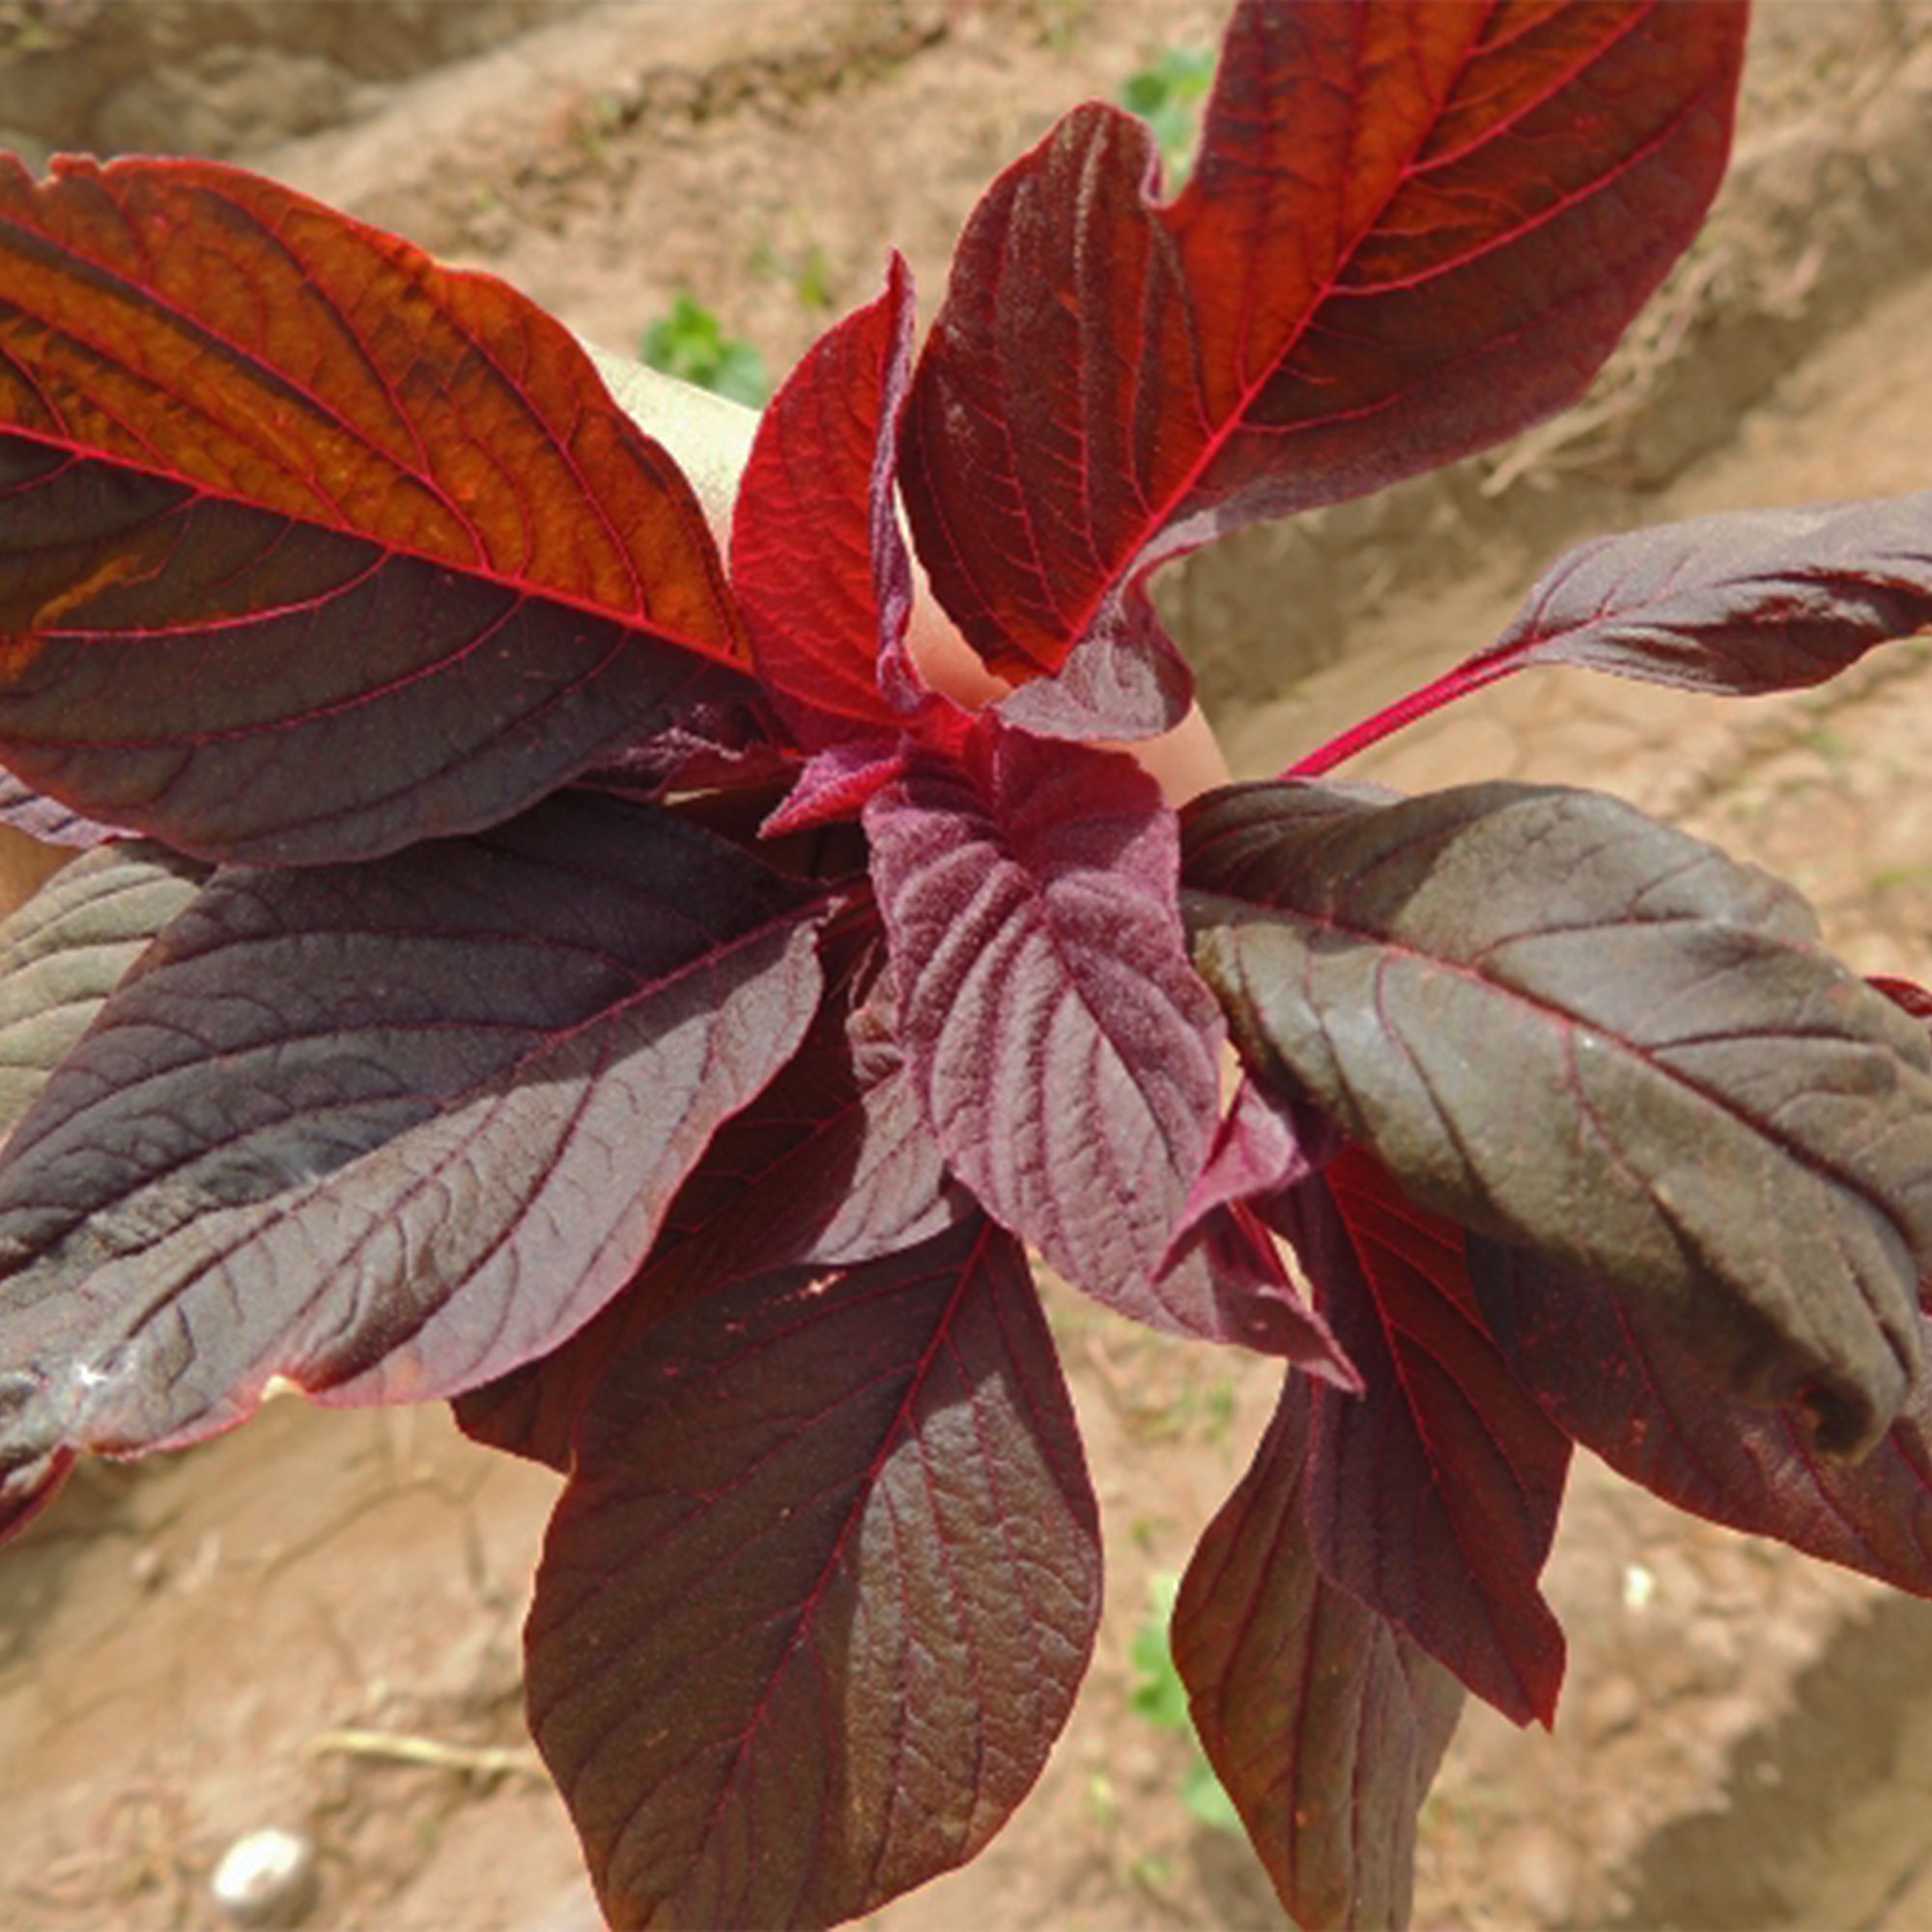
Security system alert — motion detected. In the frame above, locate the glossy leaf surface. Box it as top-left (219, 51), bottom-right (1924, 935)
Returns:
top-left (526, 1214), bottom-right (1099, 1930)
top-left (1471, 1236), bottom-right (1932, 1599)
top-left (0, 156), bottom-right (747, 863)
top-left (0, 793), bottom-right (824, 1520)
top-left (902, 0), bottom-right (1746, 713)
top-left (1184, 779), bottom-right (1932, 1459)
top-left (1174, 1371), bottom-right (1464, 1930)
top-left (1281, 1149), bottom-right (1570, 1723)
top-left (0, 840), bottom-right (207, 1144)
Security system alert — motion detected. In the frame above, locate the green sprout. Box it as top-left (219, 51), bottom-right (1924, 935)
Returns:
top-left (639, 294), bottom-right (771, 408)
top-left (1128, 1574), bottom-right (1243, 1834)
top-left (1118, 46), bottom-right (1216, 187)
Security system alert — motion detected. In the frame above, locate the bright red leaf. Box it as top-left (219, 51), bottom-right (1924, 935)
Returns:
top-left (0, 156), bottom-right (749, 863)
top-left (901, 0), bottom-right (1746, 720)
top-left (731, 254), bottom-right (921, 739)
top-left (525, 1214), bottom-right (1099, 1930)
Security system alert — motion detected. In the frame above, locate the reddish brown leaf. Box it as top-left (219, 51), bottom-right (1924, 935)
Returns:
top-left (1174, 1370), bottom-right (1464, 1930)
top-left (1184, 779), bottom-right (1932, 1461)
top-left (902, 0), bottom-right (1746, 705)
top-left (526, 1215), bottom-right (1099, 1929)
top-left (0, 156), bottom-right (748, 862)
top-left (1286, 1149), bottom-right (1571, 1724)
top-left (1471, 1236), bottom-right (1932, 1602)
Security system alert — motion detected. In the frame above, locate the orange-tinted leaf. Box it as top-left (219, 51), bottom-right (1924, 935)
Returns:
top-left (0, 156), bottom-right (749, 862)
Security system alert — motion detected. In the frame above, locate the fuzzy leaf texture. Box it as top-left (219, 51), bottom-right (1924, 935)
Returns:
top-left (901, 0), bottom-right (1747, 732)
top-left (0, 156), bottom-right (750, 863)
top-left (1174, 1370), bottom-right (1464, 1930)
top-left (525, 1213), bottom-right (1100, 1930)
top-left (0, 793), bottom-right (824, 1536)
top-left (1183, 779), bottom-right (1932, 1459)
top-left (867, 717), bottom-right (1344, 1363)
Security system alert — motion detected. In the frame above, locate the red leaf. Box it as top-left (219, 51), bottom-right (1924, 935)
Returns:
top-left (1286, 1149), bottom-right (1571, 1724)
top-left (0, 156), bottom-right (748, 862)
top-left (1471, 1236), bottom-right (1932, 1602)
top-left (1173, 1370), bottom-right (1464, 1931)
top-left (866, 717), bottom-right (1318, 1350)
top-left (0, 794), bottom-right (825, 1496)
top-left (731, 255), bottom-right (922, 739)
top-left (525, 1215), bottom-right (1100, 1930)
top-left (902, 0), bottom-right (1746, 705)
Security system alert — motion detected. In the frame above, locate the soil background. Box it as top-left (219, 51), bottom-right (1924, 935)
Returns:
top-left (7, 5), bottom-right (1932, 1930)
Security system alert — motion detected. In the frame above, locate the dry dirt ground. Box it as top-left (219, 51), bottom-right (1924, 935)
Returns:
top-left (7, 5), bottom-right (1932, 1930)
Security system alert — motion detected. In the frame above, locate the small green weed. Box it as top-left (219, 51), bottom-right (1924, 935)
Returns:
top-left (639, 295), bottom-right (771, 408)
top-left (1128, 1574), bottom-right (1242, 1834)
top-left (1119, 46), bottom-right (1215, 186)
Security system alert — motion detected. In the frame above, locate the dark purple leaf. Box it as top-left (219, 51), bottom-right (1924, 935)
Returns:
top-left (1183, 778), bottom-right (1932, 1459)
top-left (0, 156), bottom-right (751, 864)
top-left (902, 0), bottom-right (1745, 719)
top-left (0, 838), bottom-right (207, 1145)
top-left (867, 717), bottom-right (1312, 1349)
top-left (0, 792), bottom-right (826, 1517)
top-left (1476, 491), bottom-right (1932, 698)
top-left (1173, 1369), bottom-right (1464, 1931)
top-left (1471, 1235), bottom-right (1932, 1600)
top-left (457, 947), bottom-right (973, 1472)
top-left (525, 1213), bottom-right (1099, 1930)
top-left (1280, 1148), bottom-right (1570, 1724)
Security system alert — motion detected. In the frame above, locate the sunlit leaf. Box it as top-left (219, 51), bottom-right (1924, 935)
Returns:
top-left (0, 793), bottom-right (825, 1516)
top-left (1184, 779), bottom-right (1932, 1459)
top-left (0, 156), bottom-right (750, 862)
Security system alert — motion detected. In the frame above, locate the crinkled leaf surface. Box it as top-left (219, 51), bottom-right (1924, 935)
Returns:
top-left (1471, 1236), bottom-right (1932, 1600)
top-left (901, 0), bottom-right (1745, 717)
top-left (457, 952), bottom-right (972, 1473)
top-left (0, 839), bottom-right (207, 1145)
top-left (1277, 1149), bottom-right (1570, 1723)
top-left (1184, 779), bottom-right (1932, 1460)
top-left (867, 717), bottom-right (1323, 1351)
top-left (525, 1212), bottom-right (1099, 1931)
top-left (0, 791), bottom-right (824, 1524)
top-left (731, 255), bottom-right (920, 739)
top-left (1173, 1370), bottom-right (1464, 1931)
top-left (0, 155), bottom-right (748, 864)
